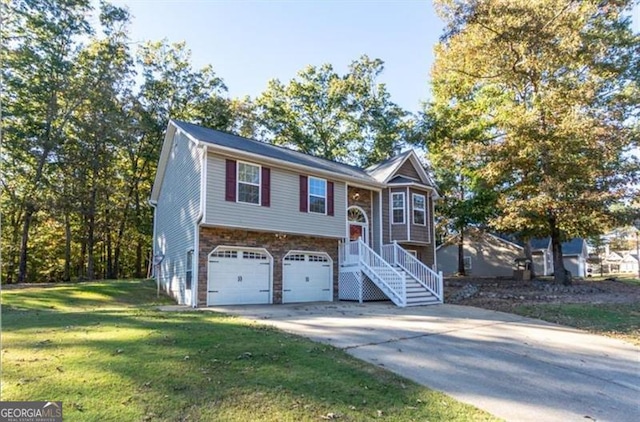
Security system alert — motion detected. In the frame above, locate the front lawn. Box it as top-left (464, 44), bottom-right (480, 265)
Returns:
top-left (1, 280), bottom-right (497, 421)
top-left (511, 303), bottom-right (640, 345)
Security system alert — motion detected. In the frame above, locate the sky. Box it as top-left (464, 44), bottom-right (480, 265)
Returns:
top-left (110, 0), bottom-right (443, 114)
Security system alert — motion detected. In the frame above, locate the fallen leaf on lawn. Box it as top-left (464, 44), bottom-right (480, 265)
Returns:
top-left (320, 412), bottom-right (341, 419)
top-left (115, 349), bottom-right (124, 354)
top-left (377, 410), bottom-right (383, 417)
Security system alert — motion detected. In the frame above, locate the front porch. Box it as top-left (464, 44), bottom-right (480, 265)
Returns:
top-left (338, 239), bottom-right (443, 307)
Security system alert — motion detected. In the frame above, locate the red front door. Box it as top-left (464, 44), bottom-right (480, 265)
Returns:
top-left (349, 224), bottom-right (363, 241)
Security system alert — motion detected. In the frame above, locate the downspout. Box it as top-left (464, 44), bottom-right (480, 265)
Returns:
top-left (148, 199), bottom-right (160, 298)
top-left (193, 144), bottom-right (208, 308)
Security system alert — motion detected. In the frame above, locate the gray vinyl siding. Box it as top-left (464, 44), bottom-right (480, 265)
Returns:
top-left (397, 159), bottom-right (421, 180)
top-left (389, 187), bottom-right (408, 241)
top-left (154, 132), bottom-right (201, 305)
top-left (408, 188), bottom-right (430, 244)
top-left (205, 153), bottom-right (346, 238)
top-left (371, 191), bottom-right (381, 252)
top-left (382, 189), bottom-right (389, 244)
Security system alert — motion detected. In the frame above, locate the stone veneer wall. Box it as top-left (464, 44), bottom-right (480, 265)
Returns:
top-left (197, 227), bottom-right (339, 307)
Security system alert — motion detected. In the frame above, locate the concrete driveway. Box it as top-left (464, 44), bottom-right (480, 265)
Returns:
top-left (190, 302), bottom-right (639, 422)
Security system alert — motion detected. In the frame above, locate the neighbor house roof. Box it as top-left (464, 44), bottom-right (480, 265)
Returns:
top-left (530, 238), bottom-right (550, 250)
top-left (530, 237), bottom-right (586, 256)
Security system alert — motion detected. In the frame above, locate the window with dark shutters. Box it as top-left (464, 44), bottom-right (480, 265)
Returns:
top-left (261, 167), bottom-right (270, 207)
top-left (299, 175), bottom-right (308, 212)
top-left (225, 159), bottom-right (236, 202)
top-left (327, 181), bottom-right (334, 216)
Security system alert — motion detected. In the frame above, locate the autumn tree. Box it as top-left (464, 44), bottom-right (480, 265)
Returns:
top-left (431, 0), bottom-right (640, 284)
top-left (1, 0), bottom-right (94, 282)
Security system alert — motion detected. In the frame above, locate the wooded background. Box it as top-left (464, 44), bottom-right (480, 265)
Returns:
top-left (2, 0), bottom-right (638, 284)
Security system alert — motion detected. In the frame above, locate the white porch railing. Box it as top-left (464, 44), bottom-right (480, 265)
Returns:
top-left (340, 239), bottom-right (406, 306)
top-left (382, 242), bottom-right (443, 303)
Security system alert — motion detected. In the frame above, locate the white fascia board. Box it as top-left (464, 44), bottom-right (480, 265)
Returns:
top-left (149, 123), bottom-right (178, 203)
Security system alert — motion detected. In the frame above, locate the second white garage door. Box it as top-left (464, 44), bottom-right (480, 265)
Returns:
top-left (282, 251), bottom-right (332, 303)
top-left (207, 248), bottom-right (271, 306)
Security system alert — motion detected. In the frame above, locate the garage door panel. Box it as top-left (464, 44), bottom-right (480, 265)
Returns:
top-left (283, 252), bottom-right (332, 303)
top-left (208, 249), bottom-right (271, 306)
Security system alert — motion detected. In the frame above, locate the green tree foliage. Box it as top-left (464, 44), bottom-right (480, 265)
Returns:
top-left (256, 56), bottom-right (411, 164)
top-left (1, 1), bottom-right (235, 283)
top-left (431, 0), bottom-right (640, 284)
top-left (1, 0), bottom-right (94, 282)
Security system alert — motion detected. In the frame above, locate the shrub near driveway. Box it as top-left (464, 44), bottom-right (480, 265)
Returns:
top-left (1, 280), bottom-right (498, 421)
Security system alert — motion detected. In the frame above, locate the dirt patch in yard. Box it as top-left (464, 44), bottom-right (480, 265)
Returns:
top-left (445, 276), bottom-right (640, 312)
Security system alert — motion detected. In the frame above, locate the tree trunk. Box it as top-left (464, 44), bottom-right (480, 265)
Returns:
top-left (523, 239), bottom-right (536, 278)
top-left (64, 212), bottom-right (71, 281)
top-left (549, 212), bottom-right (570, 285)
top-left (457, 230), bottom-right (466, 276)
top-left (17, 206), bottom-right (35, 283)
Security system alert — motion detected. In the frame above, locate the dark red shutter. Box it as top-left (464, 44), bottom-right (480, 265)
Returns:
top-left (261, 167), bottom-right (270, 207)
top-left (327, 181), bottom-right (334, 216)
top-left (225, 159), bottom-right (236, 202)
top-left (299, 175), bottom-right (308, 212)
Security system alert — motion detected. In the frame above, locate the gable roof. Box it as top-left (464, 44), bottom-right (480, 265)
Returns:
top-left (172, 120), bottom-right (378, 184)
top-left (530, 237), bottom-right (586, 256)
top-left (530, 238), bottom-right (551, 250)
top-left (365, 149), bottom-right (437, 189)
top-left (436, 228), bottom-right (524, 251)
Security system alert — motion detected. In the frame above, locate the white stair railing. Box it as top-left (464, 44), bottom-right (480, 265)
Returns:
top-left (341, 239), bottom-right (406, 306)
top-left (382, 242), bottom-right (443, 303)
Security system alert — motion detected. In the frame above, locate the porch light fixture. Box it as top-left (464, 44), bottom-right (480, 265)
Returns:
top-left (351, 192), bottom-right (360, 200)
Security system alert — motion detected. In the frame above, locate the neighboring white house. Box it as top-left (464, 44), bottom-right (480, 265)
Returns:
top-left (619, 252), bottom-right (639, 274)
top-left (531, 238), bottom-right (589, 278)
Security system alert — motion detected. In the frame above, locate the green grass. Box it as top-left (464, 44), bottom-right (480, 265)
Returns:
top-left (512, 303), bottom-right (640, 345)
top-left (1, 280), bottom-right (498, 421)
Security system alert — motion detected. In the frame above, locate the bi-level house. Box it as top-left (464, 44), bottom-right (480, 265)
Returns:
top-left (150, 120), bottom-right (442, 308)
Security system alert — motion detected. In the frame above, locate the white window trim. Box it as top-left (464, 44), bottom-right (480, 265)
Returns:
top-left (412, 193), bottom-right (426, 226)
top-left (391, 192), bottom-right (405, 225)
top-left (236, 161), bottom-right (261, 205)
top-left (308, 176), bottom-right (327, 215)
top-left (463, 256), bottom-right (472, 270)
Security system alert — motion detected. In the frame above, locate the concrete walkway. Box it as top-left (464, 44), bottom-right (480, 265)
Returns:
top-left (162, 302), bottom-right (640, 422)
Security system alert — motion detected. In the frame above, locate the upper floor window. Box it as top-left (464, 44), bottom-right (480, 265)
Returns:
top-left (391, 192), bottom-right (405, 224)
top-left (309, 177), bottom-right (327, 214)
top-left (412, 193), bottom-right (426, 225)
top-left (237, 162), bottom-right (260, 204)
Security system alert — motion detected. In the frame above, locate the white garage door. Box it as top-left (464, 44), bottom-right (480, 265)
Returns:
top-left (207, 248), bottom-right (271, 306)
top-left (283, 252), bottom-right (332, 303)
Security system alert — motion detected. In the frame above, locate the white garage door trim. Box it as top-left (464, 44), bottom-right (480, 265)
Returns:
top-left (207, 246), bottom-right (273, 306)
top-left (282, 250), bottom-right (333, 303)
